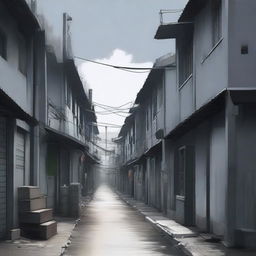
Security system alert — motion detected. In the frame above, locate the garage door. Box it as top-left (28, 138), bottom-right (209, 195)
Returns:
top-left (15, 131), bottom-right (25, 186)
top-left (14, 131), bottom-right (25, 227)
top-left (0, 117), bottom-right (7, 239)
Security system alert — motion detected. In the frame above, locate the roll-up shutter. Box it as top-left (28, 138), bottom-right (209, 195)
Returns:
top-left (0, 117), bottom-right (7, 239)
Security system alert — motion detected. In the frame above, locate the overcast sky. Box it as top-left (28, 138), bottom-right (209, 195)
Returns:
top-left (37, 0), bottom-right (188, 136)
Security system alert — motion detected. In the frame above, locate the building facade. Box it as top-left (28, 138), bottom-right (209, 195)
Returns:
top-left (0, 0), bottom-right (41, 239)
top-left (0, 1), bottom-right (99, 239)
top-left (116, 0), bottom-right (256, 248)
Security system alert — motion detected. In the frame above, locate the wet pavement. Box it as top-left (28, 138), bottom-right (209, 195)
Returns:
top-left (64, 185), bottom-right (184, 256)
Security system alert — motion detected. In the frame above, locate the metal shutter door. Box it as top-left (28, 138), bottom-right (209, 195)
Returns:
top-left (15, 131), bottom-right (25, 185)
top-left (0, 117), bottom-right (6, 239)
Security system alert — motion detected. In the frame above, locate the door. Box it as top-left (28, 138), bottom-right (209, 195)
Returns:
top-left (0, 117), bottom-right (7, 239)
top-left (15, 131), bottom-right (25, 186)
top-left (14, 130), bottom-right (26, 227)
top-left (175, 146), bottom-right (195, 226)
top-left (46, 144), bottom-right (59, 211)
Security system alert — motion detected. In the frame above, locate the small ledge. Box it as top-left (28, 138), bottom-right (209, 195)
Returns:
top-left (201, 37), bottom-right (224, 65)
top-left (179, 74), bottom-right (193, 91)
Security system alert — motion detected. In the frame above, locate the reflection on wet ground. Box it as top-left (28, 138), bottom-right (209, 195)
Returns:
top-left (64, 185), bottom-right (184, 256)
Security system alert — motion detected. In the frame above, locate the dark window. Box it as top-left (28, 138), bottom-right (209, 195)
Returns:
top-left (18, 35), bottom-right (27, 75)
top-left (132, 122), bottom-right (135, 144)
top-left (158, 81), bottom-right (163, 108)
top-left (152, 91), bottom-right (157, 118)
top-left (146, 104), bottom-right (151, 131)
top-left (66, 84), bottom-right (71, 108)
top-left (0, 30), bottom-right (7, 60)
top-left (177, 147), bottom-right (186, 197)
top-left (79, 110), bottom-right (84, 133)
top-left (72, 97), bottom-right (76, 115)
top-left (179, 40), bottom-right (193, 87)
top-left (212, 0), bottom-right (222, 46)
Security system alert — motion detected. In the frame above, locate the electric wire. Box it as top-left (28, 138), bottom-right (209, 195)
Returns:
top-left (74, 56), bottom-right (163, 71)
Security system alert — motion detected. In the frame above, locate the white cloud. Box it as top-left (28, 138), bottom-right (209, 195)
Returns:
top-left (78, 49), bottom-right (152, 135)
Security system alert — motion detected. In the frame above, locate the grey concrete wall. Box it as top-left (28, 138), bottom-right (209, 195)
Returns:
top-left (164, 68), bottom-right (178, 135)
top-left (0, 2), bottom-right (34, 115)
top-left (70, 150), bottom-right (82, 184)
top-left (135, 108), bottom-right (146, 157)
top-left (209, 111), bottom-right (226, 236)
top-left (235, 105), bottom-right (256, 230)
top-left (195, 122), bottom-right (209, 231)
top-left (47, 55), bottom-right (63, 130)
top-left (228, 0), bottom-right (256, 88)
top-left (194, 0), bottom-right (228, 110)
top-left (39, 134), bottom-right (48, 195)
top-left (180, 77), bottom-right (194, 121)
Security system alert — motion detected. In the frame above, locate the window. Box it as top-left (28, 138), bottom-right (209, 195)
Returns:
top-left (132, 122), bottom-right (135, 144)
top-left (212, 0), bottom-right (222, 46)
top-left (177, 147), bottom-right (186, 197)
top-left (152, 91), bottom-right (157, 118)
top-left (0, 30), bottom-right (7, 60)
top-left (79, 110), bottom-right (84, 133)
top-left (179, 40), bottom-right (193, 87)
top-left (158, 81), bottom-right (163, 108)
top-left (146, 105), bottom-right (151, 131)
top-left (18, 35), bottom-right (27, 75)
top-left (66, 84), bottom-right (71, 108)
top-left (72, 97), bottom-right (76, 115)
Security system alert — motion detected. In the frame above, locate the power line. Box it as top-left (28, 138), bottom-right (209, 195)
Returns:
top-left (94, 104), bottom-right (128, 118)
top-left (74, 56), bottom-right (166, 71)
top-left (93, 101), bottom-right (133, 109)
top-left (95, 122), bottom-right (122, 127)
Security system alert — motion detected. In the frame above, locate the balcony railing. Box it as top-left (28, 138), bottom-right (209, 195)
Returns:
top-left (159, 9), bottom-right (183, 25)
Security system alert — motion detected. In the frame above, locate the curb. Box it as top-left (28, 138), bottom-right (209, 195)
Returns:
top-left (60, 195), bottom-right (93, 256)
top-left (117, 193), bottom-right (193, 256)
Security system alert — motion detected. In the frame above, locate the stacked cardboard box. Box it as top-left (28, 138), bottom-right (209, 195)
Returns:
top-left (18, 186), bottom-right (57, 240)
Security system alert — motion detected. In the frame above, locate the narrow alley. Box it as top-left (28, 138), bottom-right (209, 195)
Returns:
top-left (64, 185), bottom-right (184, 256)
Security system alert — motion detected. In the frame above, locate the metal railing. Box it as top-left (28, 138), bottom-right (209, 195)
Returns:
top-left (159, 9), bottom-right (183, 25)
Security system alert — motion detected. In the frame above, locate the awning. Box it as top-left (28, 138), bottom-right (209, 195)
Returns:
top-left (125, 158), bottom-right (140, 167)
top-left (229, 88), bottom-right (256, 104)
top-left (84, 150), bottom-right (100, 164)
top-left (0, 88), bottom-right (37, 126)
top-left (166, 90), bottom-right (226, 140)
top-left (155, 22), bottom-right (193, 40)
top-left (45, 126), bottom-right (89, 151)
top-left (144, 141), bottom-right (162, 157)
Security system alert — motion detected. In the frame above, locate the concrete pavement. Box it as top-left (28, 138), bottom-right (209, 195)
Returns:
top-left (0, 217), bottom-right (76, 256)
top-left (64, 185), bottom-right (185, 256)
top-left (118, 193), bottom-right (256, 256)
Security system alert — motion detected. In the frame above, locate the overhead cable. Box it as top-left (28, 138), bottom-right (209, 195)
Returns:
top-left (74, 56), bottom-right (166, 71)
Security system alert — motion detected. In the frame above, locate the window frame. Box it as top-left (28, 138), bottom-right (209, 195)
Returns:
top-left (178, 38), bottom-right (193, 88)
